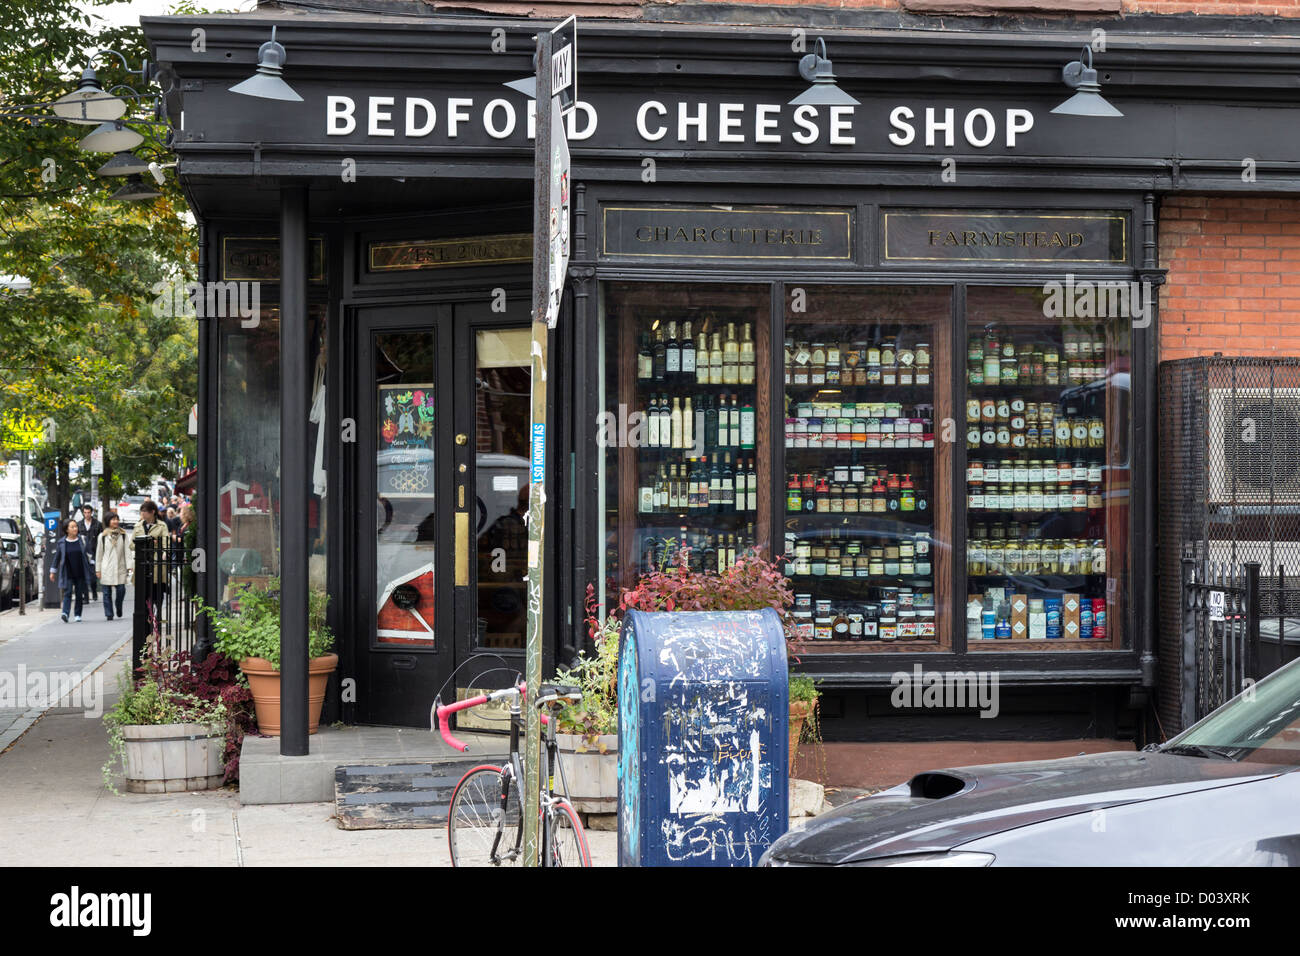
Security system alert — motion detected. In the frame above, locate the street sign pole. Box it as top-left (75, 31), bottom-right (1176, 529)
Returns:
top-left (523, 27), bottom-right (555, 869)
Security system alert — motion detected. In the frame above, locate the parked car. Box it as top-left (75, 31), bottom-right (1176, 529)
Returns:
top-left (116, 495), bottom-right (147, 528)
top-left (761, 655), bottom-right (1300, 866)
top-left (0, 516), bottom-right (37, 601)
top-left (0, 544), bottom-right (14, 611)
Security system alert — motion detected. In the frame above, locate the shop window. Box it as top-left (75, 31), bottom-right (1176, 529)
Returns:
top-left (963, 286), bottom-right (1130, 648)
top-left (782, 286), bottom-right (953, 648)
top-left (215, 305), bottom-right (328, 608)
top-left (600, 282), bottom-right (771, 604)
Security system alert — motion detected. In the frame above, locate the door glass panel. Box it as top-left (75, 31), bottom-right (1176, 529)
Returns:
top-left (474, 327), bottom-right (531, 650)
top-left (375, 331), bottom-right (437, 647)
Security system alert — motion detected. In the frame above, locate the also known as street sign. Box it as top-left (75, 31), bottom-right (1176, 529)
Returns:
top-left (550, 15), bottom-right (577, 118)
top-left (90, 446), bottom-right (104, 476)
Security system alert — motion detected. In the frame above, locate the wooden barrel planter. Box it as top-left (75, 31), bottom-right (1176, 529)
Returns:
top-left (121, 723), bottom-right (225, 793)
top-left (556, 734), bottom-right (618, 813)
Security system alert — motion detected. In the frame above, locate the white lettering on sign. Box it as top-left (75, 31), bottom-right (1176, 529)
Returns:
top-left (551, 43), bottom-right (574, 95)
top-left (321, 96), bottom-right (1038, 149)
top-left (368, 96), bottom-right (395, 137)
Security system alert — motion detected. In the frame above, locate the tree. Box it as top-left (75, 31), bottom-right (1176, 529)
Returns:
top-left (0, 0), bottom-right (195, 513)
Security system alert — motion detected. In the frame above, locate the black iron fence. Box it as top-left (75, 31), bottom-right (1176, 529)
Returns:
top-left (132, 538), bottom-right (199, 671)
top-left (1182, 556), bottom-right (1300, 726)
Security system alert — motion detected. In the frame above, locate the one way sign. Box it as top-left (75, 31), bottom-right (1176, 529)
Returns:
top-left (550, 16), bottom-right (576, 118)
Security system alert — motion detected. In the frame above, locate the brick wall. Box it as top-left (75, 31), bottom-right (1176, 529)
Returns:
top-left (1159, 196), bottom-right (1300, 362)
top-left (668, 0), bottom-right (1300, 16)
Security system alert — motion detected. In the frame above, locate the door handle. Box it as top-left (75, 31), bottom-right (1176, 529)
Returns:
top-left (455, 508), bottom-right (469, 587)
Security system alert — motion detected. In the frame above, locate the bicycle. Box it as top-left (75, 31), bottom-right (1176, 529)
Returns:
top-left (433, 678), bottom-right (592, 867)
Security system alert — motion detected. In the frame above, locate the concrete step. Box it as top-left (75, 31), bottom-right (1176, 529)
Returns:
top-left (238, 724), bottom-right (509, 804)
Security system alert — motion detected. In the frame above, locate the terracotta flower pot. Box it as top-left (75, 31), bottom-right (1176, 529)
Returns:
top-left (789, 700), bottom-right (814, 774)
top-left (240, 653), bottom-right (338, 736)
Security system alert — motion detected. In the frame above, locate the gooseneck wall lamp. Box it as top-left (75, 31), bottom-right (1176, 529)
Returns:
top-left (1051, 46), bottom-right (1123, 117)
top-left (2, 46), bottom-right (176, 200)
top-left (790, 37), bottom-right (860, 108)
top-left (228, 26), bottom-right (303, 102)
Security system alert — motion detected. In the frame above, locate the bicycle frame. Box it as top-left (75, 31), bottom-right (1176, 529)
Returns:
top-left (437, 681), bottom-right (576, 867)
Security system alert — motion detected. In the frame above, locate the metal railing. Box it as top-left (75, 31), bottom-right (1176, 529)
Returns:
top-left (1182, 556), bottom-right (1300, 726)
top-left (131, 538), bottom-right (198, 670)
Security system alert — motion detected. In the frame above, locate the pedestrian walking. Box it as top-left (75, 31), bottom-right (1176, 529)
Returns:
top-left (178, 503), bottom-right (197, 598)
top-left (96, 511), bottom-right (129, 620)
top-left (130, 500), bottom-right (169, 623)
top-left (49, 518), bottom-right (92, 622)
top-left (77, 504), bottom-right (103, 601)
top-left (165, 505), bottom-right (181, 542)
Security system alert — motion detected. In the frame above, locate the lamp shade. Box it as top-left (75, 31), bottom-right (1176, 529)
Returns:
top-left (53, 68), bottom-right (127, 124)
top-left (1051, 86), bottom-right (1123, 117)
top-left (790, 82), bottom-right (860, 107)
top-left (79, 121), bottom-right (144, 153)
top-left (95, 151), bottom-right (151, 177)
top-left (229, 27), bottom-right (303, 102)
top-left (108, 175), bottom-right (161, 201)
top-left (789, 38), bottom-right (860, 108)
top-left (1051, 48), bottom-right (1123, 118)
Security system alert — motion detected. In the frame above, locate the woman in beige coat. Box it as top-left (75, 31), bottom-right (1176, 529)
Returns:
top-left (97, 512), bottom-right (130, 620)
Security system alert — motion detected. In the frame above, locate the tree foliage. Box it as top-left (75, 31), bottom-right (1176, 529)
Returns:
top-left (0, 0), bottom-right (196, 508)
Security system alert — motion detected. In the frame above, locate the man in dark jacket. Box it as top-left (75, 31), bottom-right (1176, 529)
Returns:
top-left (77, 505), bottom-right (103, 600)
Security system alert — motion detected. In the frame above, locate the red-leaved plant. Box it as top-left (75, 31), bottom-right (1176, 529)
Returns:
top-left (617, 549), bottom-right (795, 630)
top-left (138, 650), bottom-right (257, 784)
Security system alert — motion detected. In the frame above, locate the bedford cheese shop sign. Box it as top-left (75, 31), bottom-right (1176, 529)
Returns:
top-left (315, 90), bottom-right (1044, 153)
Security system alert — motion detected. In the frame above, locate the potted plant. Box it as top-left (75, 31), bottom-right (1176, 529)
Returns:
top-left (199, 579), bottom-right (337, 736)
top-left (553, 594), bottom-right (620, 814)
top-left (787, 673), bottom-right (821, 775)
top-left (103, 653), bottom-right (229, 794)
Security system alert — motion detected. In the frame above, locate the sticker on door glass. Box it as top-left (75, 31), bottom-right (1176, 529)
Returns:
top-left (378, 384), bottom-right (435, 499)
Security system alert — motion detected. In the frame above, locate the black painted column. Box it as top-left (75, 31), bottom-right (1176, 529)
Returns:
top-left (279, 184), bottom-right (310, 756)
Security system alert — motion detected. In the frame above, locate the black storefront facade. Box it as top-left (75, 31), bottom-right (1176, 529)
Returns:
top-left (142, 12), bottom-right (1300, 745)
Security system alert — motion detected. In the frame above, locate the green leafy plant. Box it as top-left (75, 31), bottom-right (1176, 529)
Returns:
top-left (102, 653), bottom-right (229, 793)
top-left (789, 673), bottom-right (821, 705)
top-left (555, 597), bottom-right (620, 749)
top-left (197, 578), bottom-right (335, 669)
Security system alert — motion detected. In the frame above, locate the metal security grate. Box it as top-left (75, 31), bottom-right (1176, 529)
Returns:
top-left (1159, 357), bottom-right (1300, 732)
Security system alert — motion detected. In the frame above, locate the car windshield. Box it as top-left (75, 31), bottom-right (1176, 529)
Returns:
top-left (1166, 658), bottom-right (1300, 766)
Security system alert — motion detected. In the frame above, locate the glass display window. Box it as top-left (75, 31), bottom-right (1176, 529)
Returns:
top-left (963, 285), bottom-right (1130, 648)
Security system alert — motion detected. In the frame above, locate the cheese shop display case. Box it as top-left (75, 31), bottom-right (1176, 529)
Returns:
top-left (601, 282), bottom-right (772, 593)
top-left (962, 286), bottom-right (1130, 648)
top-left (780, 286), bottom-right (954, 649)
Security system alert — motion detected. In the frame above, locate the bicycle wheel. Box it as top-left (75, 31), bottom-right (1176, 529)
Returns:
top-left (448, 766), bottom-right (523, 867)
top-left (545, 799), bottom-right (592, 867)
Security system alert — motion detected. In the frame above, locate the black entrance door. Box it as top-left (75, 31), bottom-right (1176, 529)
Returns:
top-left (353, 297), bottom-right (531, 726)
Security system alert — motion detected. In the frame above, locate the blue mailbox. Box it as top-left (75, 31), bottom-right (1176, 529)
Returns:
top-left (618, 608), bottom-right (788, 867)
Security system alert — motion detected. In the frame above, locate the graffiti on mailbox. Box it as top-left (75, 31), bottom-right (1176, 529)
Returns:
top-left (618, 630), bottom-right (641, 864)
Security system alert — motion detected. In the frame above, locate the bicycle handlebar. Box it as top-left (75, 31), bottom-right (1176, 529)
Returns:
top-left (433, 694), bottom-right (487, 752)
top-left (433, 682), bottom-right (581, 750)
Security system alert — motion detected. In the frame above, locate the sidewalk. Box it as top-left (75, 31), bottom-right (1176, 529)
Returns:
top-left (0, 589), bottom-right (129, 752)
top-left (0, 631), bottom-right (618, 865)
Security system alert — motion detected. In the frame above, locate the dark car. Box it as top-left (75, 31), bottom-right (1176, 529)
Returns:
top-left (761, 656), bottom-right (1300, 866)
